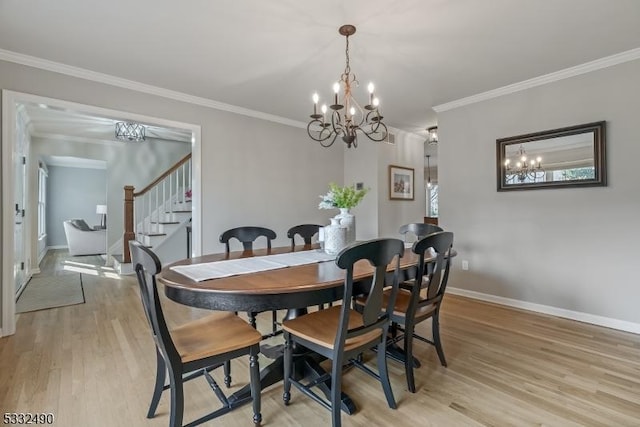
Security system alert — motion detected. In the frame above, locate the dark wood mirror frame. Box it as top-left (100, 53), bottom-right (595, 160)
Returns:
top-left (496, 121), bottom-right (606, 192)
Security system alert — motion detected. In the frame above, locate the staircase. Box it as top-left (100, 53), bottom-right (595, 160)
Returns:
top-left (113, 154), bottom-right (192, 275)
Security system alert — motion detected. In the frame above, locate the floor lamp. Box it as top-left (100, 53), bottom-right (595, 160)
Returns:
top-left (96, 204), bottom-right (107, 229)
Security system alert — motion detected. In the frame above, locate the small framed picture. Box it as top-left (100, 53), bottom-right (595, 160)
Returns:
top-left (389, 165), bottom-right (414, 200)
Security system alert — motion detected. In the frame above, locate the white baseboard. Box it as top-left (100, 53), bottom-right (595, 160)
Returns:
top-left (37, 246), bottom-right (48, 264)
top-left (0, 328), bottom-right (3, 337)
top-left (48, 245), bottom-right (68, 250)
top-left (448, 287), bottom-right (640, 335)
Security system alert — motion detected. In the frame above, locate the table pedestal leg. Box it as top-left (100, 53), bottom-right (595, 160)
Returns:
top-left (385, 342), bottom-right (422, 368)
top-left (226, 353), bottom-right (356, 414)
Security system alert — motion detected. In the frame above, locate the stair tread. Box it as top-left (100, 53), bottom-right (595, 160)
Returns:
top-left (138, 232), bottom-right (167, 237)
top-left (166, 210), bottom-right (191, 213)
top-left (151, 221), bottom-right (179, 224)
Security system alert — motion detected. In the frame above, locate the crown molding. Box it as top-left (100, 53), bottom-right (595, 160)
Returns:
top-left (433, 47), bottom-right (640, 113)
top-left (0, 48), bottom-right (308, 130)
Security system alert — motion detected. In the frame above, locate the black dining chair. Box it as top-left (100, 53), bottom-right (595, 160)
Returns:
top-left (282, 238), bottom-right (404, 427)
top-left (219, 226), bottom-right (276, 253)
top-left (287, 224), bottom-right (322, 249)
top-left (129, 240), bottom-right (263, 426)
top-left (219, 226), bottom-right (279, 337)
top-left (358, 231), bottom-right (454, 393)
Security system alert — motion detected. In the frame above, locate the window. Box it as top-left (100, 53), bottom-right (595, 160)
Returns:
top-left (38, 165), bottom-right (47, 238)
top-left (427, 184), bottom-right (439, 217)
top-left (551, 167), bottom-right (595, 181)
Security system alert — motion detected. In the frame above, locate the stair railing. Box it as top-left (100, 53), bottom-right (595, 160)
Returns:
top-left (123, 153), bottom-right (192, 262)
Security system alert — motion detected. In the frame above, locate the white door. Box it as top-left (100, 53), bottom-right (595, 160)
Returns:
top-left (14, 113), bottom-right (27, 296)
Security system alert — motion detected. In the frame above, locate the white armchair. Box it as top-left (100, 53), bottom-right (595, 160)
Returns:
top-left (63, 219), bottom-right (107, 256)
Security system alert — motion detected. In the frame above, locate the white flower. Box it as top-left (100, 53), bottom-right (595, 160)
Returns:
top-left (318, 191), bottom-right (337, 209)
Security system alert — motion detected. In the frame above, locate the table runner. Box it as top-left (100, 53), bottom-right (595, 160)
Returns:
top-left (170, 250), bottom-right (336, 282)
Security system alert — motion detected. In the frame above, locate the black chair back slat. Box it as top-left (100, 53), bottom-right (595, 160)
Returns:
top-left (219, 226), bottom-right (277, 253)
top-left (412, 231), bottom-right (454, 309)
top-left (129, 240), bottom-right (180, 365)
top-left (287, 224), bottom-right (321, 248)
top-left (335, 238), bottom-right (404, 347)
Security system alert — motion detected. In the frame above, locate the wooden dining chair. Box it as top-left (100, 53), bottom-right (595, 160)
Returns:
top-left (219, 226), bottom-right (276, 253)
top-left (363, 231), bottom-right (454, 393)
top-left (129, 240), bottom-right (263, 427)
top-left (287, 224), bottom-right (321, 249)
top-left (282, 238), bottom-right (404, 427)
top-left (219, 226), bottom-right (279, 336)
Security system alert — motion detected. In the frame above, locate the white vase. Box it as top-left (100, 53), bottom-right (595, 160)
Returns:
top-left (335, 208), bottom-right (356, 244)
top-left (324, 217), bottom-right (347, 255)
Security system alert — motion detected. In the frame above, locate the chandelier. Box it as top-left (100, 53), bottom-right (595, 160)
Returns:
top-left (504, 145), bottom-right (544, 183)
top-left (307, 24), bottom-right (387, 148)
top-left (115, 122), bottom-right (146, 141)
top-left (426, 126), bottom-right (438, 145)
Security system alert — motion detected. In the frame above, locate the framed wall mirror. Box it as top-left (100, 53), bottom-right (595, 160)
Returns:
top-left (496, 121), bottom-right (606, 191)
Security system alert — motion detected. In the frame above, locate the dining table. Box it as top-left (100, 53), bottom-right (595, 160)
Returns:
top-left (158, 243), bottom-right (435, 414)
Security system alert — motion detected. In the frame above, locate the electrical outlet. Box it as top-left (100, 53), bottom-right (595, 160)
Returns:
top-left (462, 260), bottom-right (469, 270)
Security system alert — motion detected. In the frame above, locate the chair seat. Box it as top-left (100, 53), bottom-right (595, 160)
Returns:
top-left (282, 305), bottom-right (382, 352)
top-left (355, 287), bottom-right (436, 320)
top-left (172, 312), bottom-right (262, 363)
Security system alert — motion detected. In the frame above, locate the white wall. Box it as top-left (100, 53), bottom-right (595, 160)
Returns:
top-left (438, 59), bottom-right (640, 326)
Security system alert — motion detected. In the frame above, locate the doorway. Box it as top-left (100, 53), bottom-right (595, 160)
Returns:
top-left (1, 90), bottom-right (202, 336)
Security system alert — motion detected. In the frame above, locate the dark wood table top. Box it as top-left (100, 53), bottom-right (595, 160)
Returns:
top-left (158, 244), bottom-right (440, 312)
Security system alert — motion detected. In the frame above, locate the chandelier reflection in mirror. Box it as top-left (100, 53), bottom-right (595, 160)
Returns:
top-left (504, 145), bottom-right (544, 183)
top-left (115, 122), bottom-right (146, 141)
top-left (307, 25), bottom-right (387, 148)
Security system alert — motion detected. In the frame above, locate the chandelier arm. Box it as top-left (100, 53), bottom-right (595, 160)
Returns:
top-left (307, 120), bottom-right (334, 142)
top-left (319, 133), bottom-right (339, 148)
top-left (330, 110), bottom-right (347, 136)
top-left (362, 122), bottom-right (388, 142)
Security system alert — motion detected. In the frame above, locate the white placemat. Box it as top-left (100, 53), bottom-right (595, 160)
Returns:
top-left (170, 250), bottom-right (336, 282)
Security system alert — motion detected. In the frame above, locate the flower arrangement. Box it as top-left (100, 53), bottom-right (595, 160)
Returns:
top-left (185, 189), bottom-right (192, 199)
top-left (318, 183), bottom-right (368, 210)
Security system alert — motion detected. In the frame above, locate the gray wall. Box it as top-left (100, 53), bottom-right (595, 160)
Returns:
top-left (438, 59), bottom-right (640, 325)
top-left (46, 165), bottom-right (107, 247)
top-left (344, 131), bottom-right (426, 240)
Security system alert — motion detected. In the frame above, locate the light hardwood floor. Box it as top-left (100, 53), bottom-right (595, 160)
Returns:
top-left (1, 251), bottom-right (639, 426)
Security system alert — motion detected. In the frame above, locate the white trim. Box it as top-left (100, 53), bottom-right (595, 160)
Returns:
top-left (0, 48), bottom-right (307, 130)
top-left (1, 90), bottom-right (203, 336)
top-left (433, 47), bottom-right (640, 112)
top-left (47, 245), bottom-right (68, 250)
top-left (0, 328), bottom-right (3, 338)
top-left (2, 90), bottom-right (17, 336)
top-left (448, 287), bottom-right (640, 335)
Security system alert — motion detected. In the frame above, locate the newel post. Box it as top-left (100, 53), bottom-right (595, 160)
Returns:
top-left (124, 185), bottom-right (135, 263)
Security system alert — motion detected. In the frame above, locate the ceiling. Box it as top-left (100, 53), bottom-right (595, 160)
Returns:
top-left (2, 0), bottom-right (640, 139)
top-left (20, 103), bottom-right (193, 143)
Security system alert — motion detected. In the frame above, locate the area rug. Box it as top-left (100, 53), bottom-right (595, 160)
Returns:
top-left (16, 273), bottom-right (85, 313)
